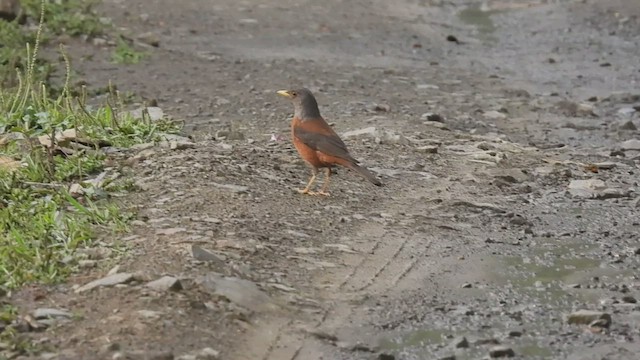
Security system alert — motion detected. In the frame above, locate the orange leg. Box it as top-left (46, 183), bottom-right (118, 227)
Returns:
top-left (317, 168), bottom-right (331, 196)
top-left (298, 168), bottom-right (319, 195)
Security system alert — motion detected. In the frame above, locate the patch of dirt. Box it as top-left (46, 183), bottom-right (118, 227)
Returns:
top-left (7, 0), bottom-right (640, 359)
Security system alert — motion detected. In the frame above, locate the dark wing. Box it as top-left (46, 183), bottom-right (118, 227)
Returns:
top-left (294, 126), bottom-right (357, 163)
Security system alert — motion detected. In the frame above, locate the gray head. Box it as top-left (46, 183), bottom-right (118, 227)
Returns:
top-left (276, 87), bottom-right (322, 120)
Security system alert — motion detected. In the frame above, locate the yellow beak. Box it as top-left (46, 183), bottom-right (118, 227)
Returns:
top-left (276, 90), bottom-right (292, 98)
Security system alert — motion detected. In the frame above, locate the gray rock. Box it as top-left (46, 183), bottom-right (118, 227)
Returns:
top-left (491, 168), bottom-right (530, 183)
top-left (507, 330), bottom-right (523, 338)
top-left (416, 145), bottom-right (438, 154)
top-left (212, 183), bottom-right (249, 193)
top-left (0, 0), bottom-right (20, 21)
top-left (146, 276), bottom-right (183, 292)
top-left (567, 179), bottom-right (606, 198)
top-left (33, 308), bottom-right (72, 320)
top-left (196, 273), bottom-right (276, 313)
top-left (137, 310), bottom-right (163, 319)
top-left (451, 336), bottom-right (469, 348)
top-left (416, 84), bottom-right (439, 90)
top-left (155, 227), bottom-right (187, 236)
top-left (341, 127), bottom-right (408, 144)
top-left (176, 356), bottom-right (196, 360)
top-left (195, 348), bottom-right (219, 360)
top-left (170, 141), bottom-right (196, 150)
top-left (421, 113), bottom-right (445, 122)
top-left (78, 259), bottom-right (98, 268)
top-left (191, 244), bottom-right (223, 261)
top-left (620, 139), bottom-right (640, 151)
top-left (75, 273), bottom-right (134, 293)
top-left (567, 310), bottom-right (612, 327)
top-left (619, 120), bottom-right (637, 131)
top-left (489, 346), bottom-right (515, 358)
top-left (618, 107), bottom-right (636, 116)
top-left (116, 351), bottom-right (174, 360)
top-left (137, 32), bottom-right (160, 47)
top-left (342, 126), bottom-right (378, 138)
top-left (621, 295), bottom-right (637, 304)
top-left (378, 354), bottom-right (396, 360)
top-left (483, 110), bottom-right (507, 120)
top-left (127, 107), bottom-right (164, 121)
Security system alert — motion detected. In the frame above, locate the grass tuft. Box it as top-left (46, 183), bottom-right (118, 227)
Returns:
top-left (0, 0), bottom-right (180, 289)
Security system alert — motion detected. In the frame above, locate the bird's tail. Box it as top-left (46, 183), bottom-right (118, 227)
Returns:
top-left (346, 162), bottom-right (382, 186)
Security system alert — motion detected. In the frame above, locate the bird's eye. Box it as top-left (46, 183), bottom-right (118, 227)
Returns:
top-left (291, 91), bottom-right (297, 97)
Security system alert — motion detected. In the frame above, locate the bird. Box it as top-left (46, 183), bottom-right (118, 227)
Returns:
top-left (276, 87), bottom-right (382, 196)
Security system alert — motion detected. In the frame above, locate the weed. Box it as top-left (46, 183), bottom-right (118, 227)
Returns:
top-left (0, 0), bottom-right (180, 289)
top-left (21, 0), bottom-right (106, 37)
top-left (111, 36), bottom-right (146, 64)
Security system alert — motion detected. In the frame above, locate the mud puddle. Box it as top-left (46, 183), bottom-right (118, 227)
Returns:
top-left (457, 3), bottom-right (500, 39)
top-left (377, 237), bottom-right (633, 358)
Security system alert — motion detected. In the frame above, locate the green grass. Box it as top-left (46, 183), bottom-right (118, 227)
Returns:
top-left (0, 0), bottom-right (180, 290)
top-left (111, 36), bottom-right (147, 64)
top-left (0, 0), bottom-right (107, 88)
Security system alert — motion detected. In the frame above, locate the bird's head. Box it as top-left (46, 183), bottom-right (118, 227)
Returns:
top-left (276, 87), bottom-right (321, 120)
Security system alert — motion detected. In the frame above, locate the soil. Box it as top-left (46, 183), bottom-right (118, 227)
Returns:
top-left (7, 0), bottom-right (640, 359)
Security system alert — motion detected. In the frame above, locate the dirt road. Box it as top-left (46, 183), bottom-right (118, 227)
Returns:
top-left (12, 0), bottom-right (640, 359)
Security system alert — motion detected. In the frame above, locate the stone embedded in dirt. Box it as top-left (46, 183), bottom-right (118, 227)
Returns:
top-left (491, 168), bottom-right (530, 183)
top-left (155, 227), bottom-right (187, 236)
top-left (475, 338), bottom-right (500, 345)
top-left (342, 126), bottom-right (378, 138)
top-left (196, 273), bottom-right (276, 313)
top-left (170, 140), bottom-right (196, 150)
top-left (196, 348), bottom-right (220, 360)
top-left (0, 0), bottom-right (19, 21)
top-left (127, 107), bottom-right (164, 121)
top-left (33, 308), bottom-right (72, 320)
top-left (555, 100), bottom-right (596, 117)
top-left (378, 354), bottom-right (396, 360)
top-left (421, 113), bottom-right (445, 122)
top-left (75, 272), bottom-right (134, 293)
top-left (417, 84), bottom-right (440, 90)
top-left (416, 145), bottom-right (438, 154)
top-left (341, 126), bottom-right (408, 145)
top-left (268, 283), bottom-right (296, 292)
top-left (212, 182), bottom-right (249, 193)
top-left (483, 110), bottom-right (507, 120)
top-left (324, 243), bottom-right (358, 253)
top-left (489, 346), bottom-right (515, 358)
top-left (620, 139), bottom-right (640, 151)
top-left (137, 32), bottom-right (160, 47)
top-left (619, 120), bottom-right (637, 131)
top-left (461, 283), bottom-right (472, 288)
top-left (146, 276), bottom-right (183, 292)
top-left (507, 330), bottom-right (523, 338)
top-left (107, 265), bottom-right (121, 276)
top-left (115, 351), bottom-right (174, 360)
top-left (371, 103), bottom-right (391, 112)
top-left (621, 295), bottom-right (637, 304)
top-left (192, 245), bottom-right (226, 264)
top-left (567, 179), bottom-right (606, 198)
top-left (567, 310), bottom-right (612, 327)
top-left (451, 336), bottom-right (469, 348)
top-left (137, 310), bottom-right (163, 319)
top-left (618, 107), bottom-right (636, 116)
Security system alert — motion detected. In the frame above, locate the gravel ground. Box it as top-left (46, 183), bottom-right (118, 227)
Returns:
top-left (6, 0), bottom-right (640, 359)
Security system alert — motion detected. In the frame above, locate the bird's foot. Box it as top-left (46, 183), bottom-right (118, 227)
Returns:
top-left (297, 188), bottom-right (316, 195)
top-left (316, 191), bottom-right (330, 197)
